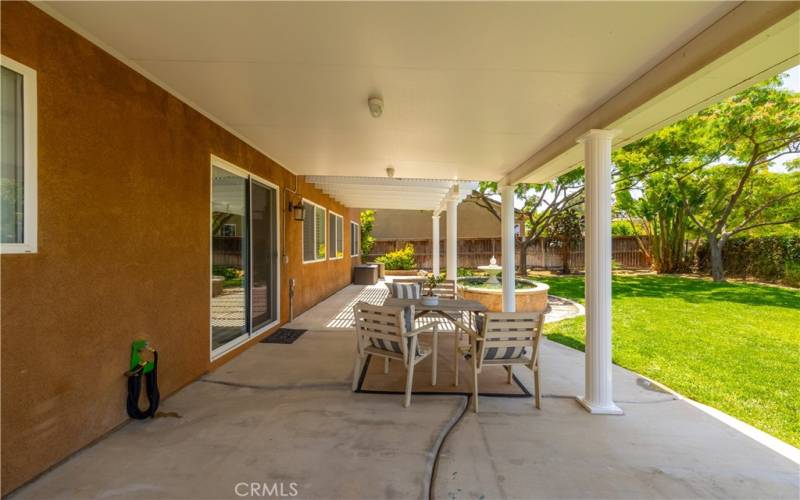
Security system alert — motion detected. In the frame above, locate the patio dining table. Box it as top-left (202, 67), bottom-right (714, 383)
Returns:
top-left (383, 297), bottom-right (487, 384)
top-left (383, 297), bottom-right (487, 324)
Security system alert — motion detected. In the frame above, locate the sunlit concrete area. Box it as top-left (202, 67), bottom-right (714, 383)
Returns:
top-left (11, 285), bottom-right (799, 500)
top-left (3, 2), bottom-right (800, 497)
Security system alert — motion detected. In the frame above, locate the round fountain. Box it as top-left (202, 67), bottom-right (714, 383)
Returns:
top-left (459, 257), bottom-right (550, 313)
top-left (477, 256), bottom-right (503, 285)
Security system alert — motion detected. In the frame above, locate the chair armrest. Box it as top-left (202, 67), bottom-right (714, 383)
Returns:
top-left (451, 319), bottom-right (476, 336)
top-left (406, 324), bottom-right (438, 337)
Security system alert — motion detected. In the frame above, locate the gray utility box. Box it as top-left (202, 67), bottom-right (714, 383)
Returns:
top-left (353, 264), bottom-right (379, 285)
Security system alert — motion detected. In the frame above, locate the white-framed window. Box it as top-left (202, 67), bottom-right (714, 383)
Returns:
top-left (350, 221), bottom-right (360, 257)
top-left (221, 223), bottom-right (236, 237)
top-left (328, 211), bottom-right (343, 259)
top-left (1, 56), bottom-right (37, 254)
top-left (302, 199), bottom-right (326, 263)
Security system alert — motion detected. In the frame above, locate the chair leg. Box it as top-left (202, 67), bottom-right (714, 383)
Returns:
top-left (404, 360), bottom-right (416, 408)
top-left (384, 357), bottom-right (389, 374)
top-left (432, 326), bottom-right (438, 386)
top-left (472, 352), bottom-right (479, 413)
top-left (453, 332), bottom-right (460, 387)
top-left (352, 354), bottom-right (363, 392)
top-left (506, 365), bottom-right (513, 384)
top-left (534, 367), bottom-right (541, 410)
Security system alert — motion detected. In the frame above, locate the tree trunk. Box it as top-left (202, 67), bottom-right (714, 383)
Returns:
top-left (709, 238), bottom-right (725, 282)
top-left (518, 239), bottom-right (530, 277)
top-left (561, 239), bottom-right (571, 274)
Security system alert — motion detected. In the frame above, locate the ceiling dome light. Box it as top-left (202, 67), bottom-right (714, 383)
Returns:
top-left (368, 96), bottom-right (383, 118)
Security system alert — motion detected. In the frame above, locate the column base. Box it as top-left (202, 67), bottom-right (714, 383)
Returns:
top-left (576, 396), bottom-right (624, 415)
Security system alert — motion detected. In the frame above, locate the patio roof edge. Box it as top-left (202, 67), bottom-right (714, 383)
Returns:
top-left (501, 2), bottom-right (800, 186)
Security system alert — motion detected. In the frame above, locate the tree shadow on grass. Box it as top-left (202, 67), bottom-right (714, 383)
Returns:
top-left (542, 274), bottom-right (800, 310)
top-left (546, 334), bottom-right (585, 352)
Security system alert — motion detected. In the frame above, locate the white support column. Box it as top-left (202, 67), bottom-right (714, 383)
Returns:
top-left (577, 129), bottom-right (623, 415)
top-left (500, 185), bottom-right (516, 312)
top-left (432, 214), bottom-right (441, 276)
top-left (446, 198), bottom-right (458, 281)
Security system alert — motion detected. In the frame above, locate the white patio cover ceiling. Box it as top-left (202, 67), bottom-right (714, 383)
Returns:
top-left (306, 176), bottom-right (477, 212)
top-left (40, 2), bottom-right (799, 185)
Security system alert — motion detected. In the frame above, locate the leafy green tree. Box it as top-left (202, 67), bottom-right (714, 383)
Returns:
top-left (614, 75), bottom-right (800, 281)
top-left (470, 168), bottom-right (584, 275)
top-left (613, 159), bottom-right (697, 273)
top-left (675, 78), bottom-right (800, 281)
top-left (611, 220), bottom-right (638, 236)
top-left (359, 209), bottom-right (376, 256)
top-left (546, 208), bottom-right (584, 274)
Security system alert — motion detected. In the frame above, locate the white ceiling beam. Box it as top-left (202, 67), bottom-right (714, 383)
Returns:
top-left (314, 187), bottom-right (450, 198)
top-left (352, 203), bottom-right (442, 210)
top-left (309, 176), bottom-right (478, 212)
top-left (312, 183), bottom-right (453, 194)
top-left (331, 196), bottom-right (442, 205)
top-left (326, 196), bottom-right (446, 209)
top-left (328, 199), bottom-right (446, 207)
top-left (305, 176), bottom-right (474, 189)
top-left (501, 1), bottom-right (800, 186)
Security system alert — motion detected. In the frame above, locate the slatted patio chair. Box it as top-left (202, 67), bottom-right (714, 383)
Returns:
top-left (389, 278), bottom-right (458, 299)
top-left (431, 279), bottom-right (458, 299)
top-left (388, 278), bottom-right (423, 298)
top-left (351, 302), bottom-right (438, 407)
top-left (452, 311), bottom-right (544, 413)
top-left (389, 278), bottom-right (462, 330)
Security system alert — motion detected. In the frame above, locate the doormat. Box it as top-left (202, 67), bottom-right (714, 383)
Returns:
top-left (261, 328), bottom-right (307, 344)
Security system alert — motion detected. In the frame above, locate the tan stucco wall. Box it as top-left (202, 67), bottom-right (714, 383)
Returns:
top-left (372, 201), bottom-right (503, 240)
top-left (0, 3), bottom-right (360, 493)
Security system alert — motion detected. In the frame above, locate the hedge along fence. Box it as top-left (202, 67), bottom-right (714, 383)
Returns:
top-left (696, 235), bottom-right (800, 285)
top-left (366, 236), bottom-right (650, 271)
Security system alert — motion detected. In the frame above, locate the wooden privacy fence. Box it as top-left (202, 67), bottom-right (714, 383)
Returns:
top-left (213, 236), bottom-right (243, 268)
top-left (366, 236), bottom-right (650, 270)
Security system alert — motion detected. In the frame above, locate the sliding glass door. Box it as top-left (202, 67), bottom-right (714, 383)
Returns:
top-left (250, 180), bottom-right (278, 332)
top-left (211, 166), bottom-right (248, 351)
top-left (211, 159), bottom-right (279, 357)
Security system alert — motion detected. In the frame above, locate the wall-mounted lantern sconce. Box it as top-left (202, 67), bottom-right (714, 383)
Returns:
top-left (288, 200), bottom-right (305, 221)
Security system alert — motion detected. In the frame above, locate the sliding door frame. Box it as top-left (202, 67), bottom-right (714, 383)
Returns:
top-left (248, 176), bottom-right (281, 337)
top-left (210, 155), bottom-right (281, 361)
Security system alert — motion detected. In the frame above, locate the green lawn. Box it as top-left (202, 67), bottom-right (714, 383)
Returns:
top-left (535, 273), bottom-right (800, 448)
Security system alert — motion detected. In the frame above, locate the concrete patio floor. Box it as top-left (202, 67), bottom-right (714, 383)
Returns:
top-left (11, 282), bottom-right (799, 499)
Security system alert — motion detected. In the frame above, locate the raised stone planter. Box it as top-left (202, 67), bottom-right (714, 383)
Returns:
top-left (459, 277), bottom-right (549, 313)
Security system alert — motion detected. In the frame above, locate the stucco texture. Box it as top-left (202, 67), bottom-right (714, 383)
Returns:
top-left (371, 202), bottom-right (503, 240)
top-left (0, 2), bottom-right (359, 493)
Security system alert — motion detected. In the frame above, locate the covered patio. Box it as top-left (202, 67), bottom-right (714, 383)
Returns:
top-left (11, 283), bottom-right (798, 499)
top-left (3, 1), bottom-right (800, 497)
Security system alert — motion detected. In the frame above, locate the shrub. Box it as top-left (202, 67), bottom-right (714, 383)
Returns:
top-left (212, 265), bottom-right (242, 280)
top-left (784, 262), bottom-right (800, 288)
top-left (360, 210), bottom-right (376, 256)
top-left (696, 235), bottom-right (800, 284)
top-left (457, 267), bottom-right (477, 277)
top-left (611, 220), bottom-right (634, 236)
top-left (376, 243), bottom-right (416, 270)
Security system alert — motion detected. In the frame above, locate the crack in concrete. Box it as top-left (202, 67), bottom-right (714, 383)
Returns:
top-left (200, 378), bottom-right (350, 391)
